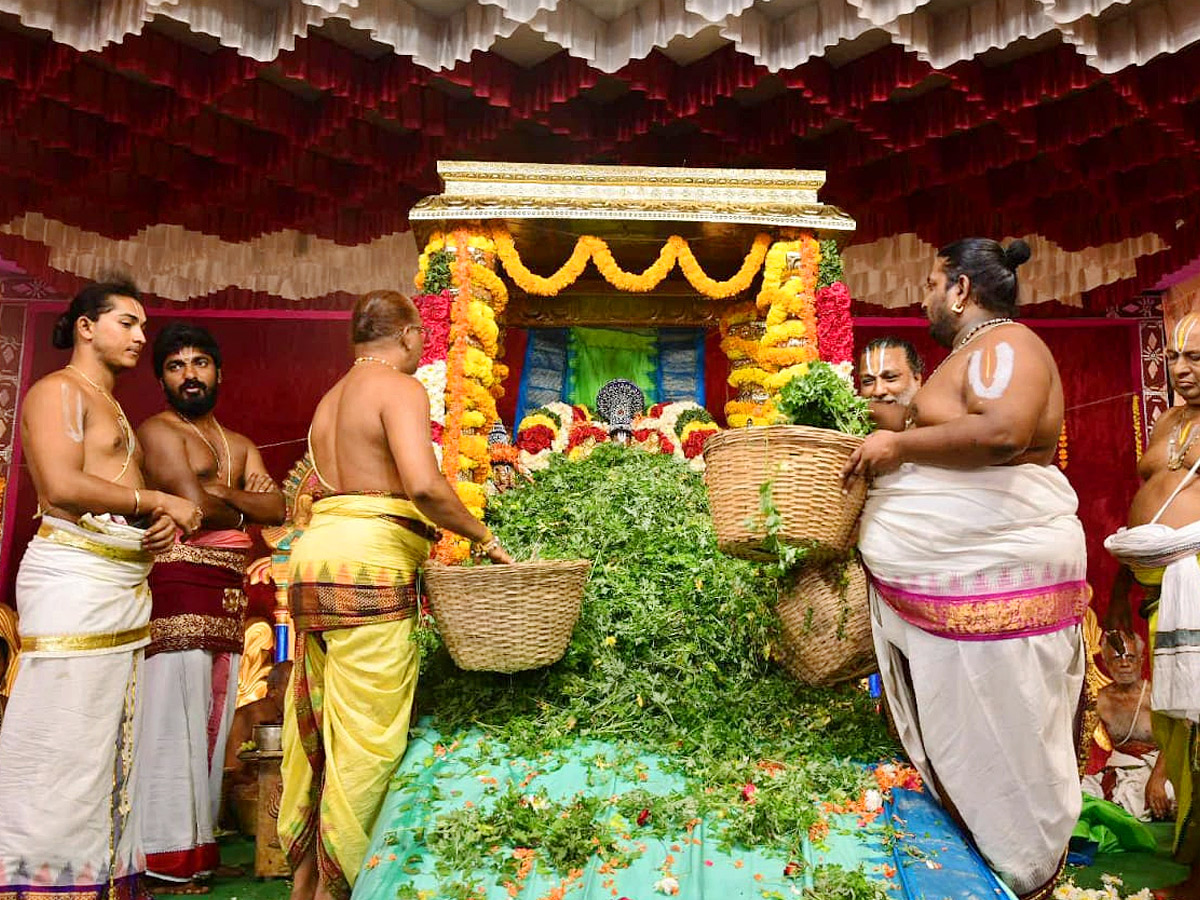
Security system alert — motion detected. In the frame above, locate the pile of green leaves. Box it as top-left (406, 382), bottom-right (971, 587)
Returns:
top-left (776, 361), bottom-right (874, 436)
top-left (421, 444), bottom-right (889, 763)
top-left (409, 445), bottom-right (897, 888)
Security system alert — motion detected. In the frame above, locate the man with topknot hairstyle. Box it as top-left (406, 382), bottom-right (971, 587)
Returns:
top-left (847, 239), bottom-right (1089, 899)
top-left (0, 280), bottom-right (201, 900)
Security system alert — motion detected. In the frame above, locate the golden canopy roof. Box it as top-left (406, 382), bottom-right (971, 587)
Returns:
top-left (409, 161), bottom-right (856, 235)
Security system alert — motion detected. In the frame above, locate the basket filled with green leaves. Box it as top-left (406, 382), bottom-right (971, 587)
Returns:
top-left (424, 558), bottom-right (591, 674)
top-left (774, 554), bottom-right (875, 687)
top-left (702, 361), bottom-right (873, 561)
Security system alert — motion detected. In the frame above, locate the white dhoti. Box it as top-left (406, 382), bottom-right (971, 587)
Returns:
top-left (860, 464), bottom-right (1089, 898)
top-left (140, 649), bottom-right (239, 880)
top-left (0, 516), bottom-right (153, 900)
top-left (1081, 746), bottom-right (1164, 821)
top-left (139, 536), bottom-right (250, 882)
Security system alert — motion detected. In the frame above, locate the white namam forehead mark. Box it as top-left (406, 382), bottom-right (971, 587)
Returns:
top-left (61, 382), bottom-right (84, 443)
top-left (864, 346), bottom-right (886, 377)
top-left (1174, 314), bottom-right (1200, 352)
top-left (967, 341), bottom-right (1015, 400)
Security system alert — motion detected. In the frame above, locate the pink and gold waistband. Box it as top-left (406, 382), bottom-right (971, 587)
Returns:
top-left (871, 576), bottom-right (1089, 641)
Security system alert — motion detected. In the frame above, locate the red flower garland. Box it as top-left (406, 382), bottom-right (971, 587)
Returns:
top-left (566, 422), bottom-right (609, 452)
top-left (413, 289), bottom-right (453, 366)
top-left (815, 281), bottom-right (854, 364)
top-left (517, 424), bottom-right (555, 454)
top-left (682, 428), bottom-right (717, 459)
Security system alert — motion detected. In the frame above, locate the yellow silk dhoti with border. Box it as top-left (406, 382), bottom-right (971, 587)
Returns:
top-left (278, 495), bottom-right (435, 900)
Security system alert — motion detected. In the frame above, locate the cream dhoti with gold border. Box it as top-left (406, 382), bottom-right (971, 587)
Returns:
top-left (0, 516), bottom-right (153, 900)
top-left (140, 532), bottom-right (251, 882)
top-left (859, 463), bottom-right (1088, 898)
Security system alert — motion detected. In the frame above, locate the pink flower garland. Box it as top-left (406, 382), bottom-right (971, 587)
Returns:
top-left (815, 281), bottom-right (854, 364)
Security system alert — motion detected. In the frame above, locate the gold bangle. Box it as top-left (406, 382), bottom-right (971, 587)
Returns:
top-left (133, 488), bottom-right (141, 516)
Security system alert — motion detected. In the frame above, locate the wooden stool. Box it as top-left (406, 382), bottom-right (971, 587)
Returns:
top-left (238, 749), bottom-right (289, 877)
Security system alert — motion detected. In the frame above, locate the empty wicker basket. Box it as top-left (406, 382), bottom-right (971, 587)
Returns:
top-left (774, 557), bottom-right (876, 687)
top-left (703, 425), bottom-right (866, 561)
top-left (424, 559), bottom-right (590, 673)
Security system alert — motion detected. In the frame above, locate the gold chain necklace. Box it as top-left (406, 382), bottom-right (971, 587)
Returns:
top-left (65, 365), bottom-right (135, 476)
top-left (176, 412), bottom-right (232, 487)
top-left (353, 355), bottom-right (404, 375)
top-left (1167, 411), bottom-right (1200, 471)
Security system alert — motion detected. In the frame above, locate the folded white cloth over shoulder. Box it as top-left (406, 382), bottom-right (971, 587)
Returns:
top-left (1105, 521), bottom-right (1200, 723)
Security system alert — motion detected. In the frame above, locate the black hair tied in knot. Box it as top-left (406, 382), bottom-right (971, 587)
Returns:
top-left (1003, 239), bottom-right (1032, 271)
top-left (51, 311), bottom-right (76, 350)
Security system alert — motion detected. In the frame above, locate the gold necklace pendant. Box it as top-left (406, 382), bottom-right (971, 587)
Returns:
top-left (1168, 418), bottom-right (1199, 471)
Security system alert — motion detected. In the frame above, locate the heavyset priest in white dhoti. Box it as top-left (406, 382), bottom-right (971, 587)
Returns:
top-left (0, 282), bottom-right (202, 900)
top-left (846, 238), bottom-right (1087, 900)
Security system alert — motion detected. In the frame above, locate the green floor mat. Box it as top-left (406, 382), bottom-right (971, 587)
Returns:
top-left (1065, 821), bottom-right (1189, 891)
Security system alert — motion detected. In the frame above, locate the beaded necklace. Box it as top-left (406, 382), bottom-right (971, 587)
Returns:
top-left (354, 355), bottom-right (404, 374)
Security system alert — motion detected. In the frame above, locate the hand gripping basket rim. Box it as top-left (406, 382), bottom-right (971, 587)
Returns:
top-left (424, 559), bottom-right (591, 674)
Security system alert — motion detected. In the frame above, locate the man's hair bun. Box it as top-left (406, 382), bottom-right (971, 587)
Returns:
top-left (51, 312), bottom-right (76, 350)
top-left (1003, 239), bottom-right (1032, 270)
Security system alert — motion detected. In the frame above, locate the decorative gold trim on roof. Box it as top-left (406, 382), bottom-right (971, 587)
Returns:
top-left (410, 162), bottom-right (856, 233)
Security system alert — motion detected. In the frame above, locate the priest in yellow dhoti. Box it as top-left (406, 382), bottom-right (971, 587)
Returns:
top-left (278, 291), bottom-right (512, 900)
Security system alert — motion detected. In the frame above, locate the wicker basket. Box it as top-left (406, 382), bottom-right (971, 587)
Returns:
top-left (774, 558), bottom-right (876, 687)
top-left (424, 559), bottom-right (590, 673)
top-left (703, 425), bottom-right (866, 560)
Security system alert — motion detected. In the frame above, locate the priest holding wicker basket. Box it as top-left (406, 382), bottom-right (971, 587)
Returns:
top-left (844, 238), bottom-right (1089, 900)
top-left (279, 290), bottom-right (512, 900)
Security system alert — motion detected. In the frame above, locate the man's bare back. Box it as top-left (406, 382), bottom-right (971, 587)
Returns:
top-left (308, 363), bottom-right (429, 496)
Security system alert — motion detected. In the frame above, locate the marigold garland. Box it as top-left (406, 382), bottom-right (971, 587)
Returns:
top-left (588, 235), bottom-right (681, 293)
top-left (493, 226), bottom-right (592, 296)
top-left (1057, 423), bottom-right (1069, 470)
top-left (431, 227), bottom-right (507, 563)
top-left (1132, 395), bottom-right (1144, 461)
top-left (490, 225), bottom-right (769, 300)
top-left (676, 233), bottom-right (771, 299)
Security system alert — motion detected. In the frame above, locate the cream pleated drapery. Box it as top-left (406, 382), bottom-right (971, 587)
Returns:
top-left (842, 231), bottom-right (1168, 310)
top-left (1, 211), bottom-right (1168, 309)
top-left (0, 214), bottom-right (418, 303)
top-left (0, 0), bottom-right (1195, 74)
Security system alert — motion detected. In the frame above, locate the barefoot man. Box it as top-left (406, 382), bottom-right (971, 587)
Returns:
top-left (846, 239), bottom-right (1088, 900)
top-left (137, 323), bottom-right (285, 893)
top-left (1105, 312), bottom-right (1200, 898)
top-left (0, 280), bottom-right (202, 900)
top-left (279, 291), bottom-right (513, 900)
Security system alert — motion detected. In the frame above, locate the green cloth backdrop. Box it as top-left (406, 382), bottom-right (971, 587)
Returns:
top-left (566, 327), bottom-right (658, 408)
